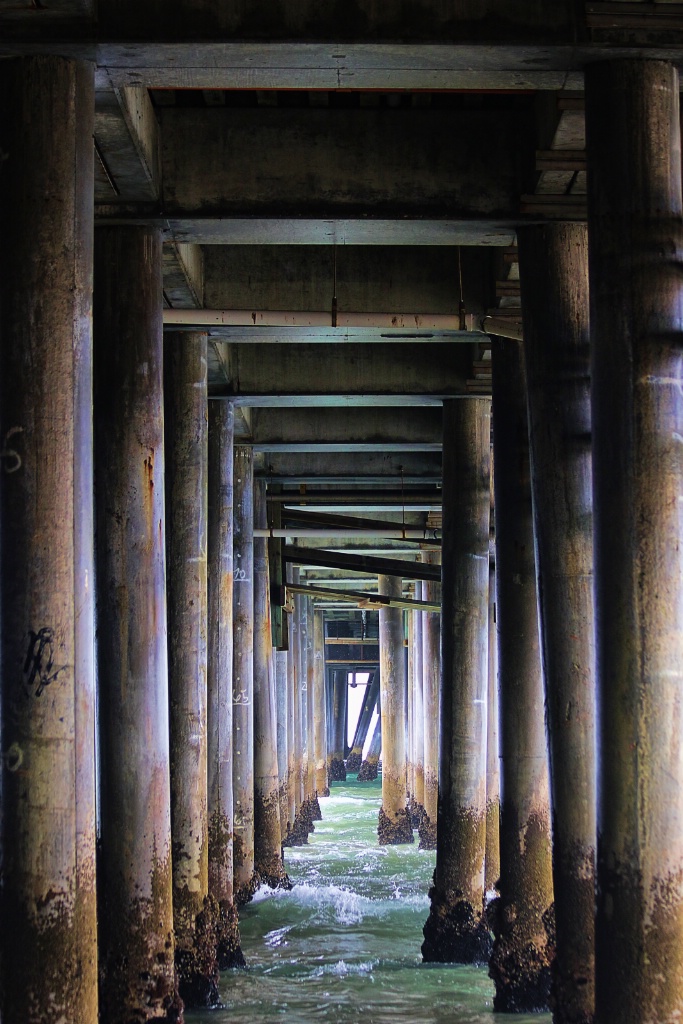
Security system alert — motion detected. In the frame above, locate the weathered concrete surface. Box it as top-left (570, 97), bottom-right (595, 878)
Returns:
top-left (489, 339), bottom-right (554, 1014)
top-left (207, 400), bottom-right (244, 969)
top-left (313, 611), bottom-right (329, 797)
top-left (163, 241), bottom-right (204, 309)
top-left (160, 107), bottom-right (532, 220)
top-left (95, 226), bottom-right (181, 1022)
top-left (518, 222), bottom-right (595, 1024)
top-left (214, 342), bottom-right (468, 402)
top-left (253, 481), bottom-right (289, 889)
top-left (378, 575), bottom-right (413, 845)
top-left (275, 650), bottom-right (290, 834)
top-left (358, 715), bottom-right (382, 782)
top-left (328, 669), bottom-right (348, 783)
top-left (419, 552), bottom-right (441, 852)
top-left (233, 445), bottom-right (256, 904)
top-left (165, 332), bottom-right (219, 1007)
top-left (422, 399), bottom-right (490, 964)
top-left (94, 84), bottom-right (160, 201)
top-left (204, 245), bottom-right (492, 315)
top-left (586, 59), bottom-right (683, 1024)
top-left (0, 54), bottom-right (98, 1024)
top-left (484, 565), bottom-right (500, 894)
top-left (247, 407), bottom-right (443, 450)
top-left (412, 585), bottom-right (425, 820)
top-left (346, 671), bottom-right (379, 773)
top-left (92, 1), bottom-right (577, 44)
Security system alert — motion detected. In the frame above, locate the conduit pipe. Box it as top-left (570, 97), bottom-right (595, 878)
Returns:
top-left (164, 308), bottom-right (484, 335)
top-left (254, 527), bottom-right (441, 540)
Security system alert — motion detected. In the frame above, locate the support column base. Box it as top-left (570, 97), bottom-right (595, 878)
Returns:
top-left (310, 795), bottom-right (323, 821)
top-left (422, 891), bottom-right (492, 964)
top-left (488, 900), bottom-right (554, 1012)
top-left (329, 757), bottom-right (347, 781)
top-left (175, 895), bottom-right (221, 1008)
top-left (282, 798), bottom-right (316, 846)
top-left (215, 900), bottom-right (246, 970)
top-left (378, 806), bottom-right (415, 845)
top-left (234, 873), bottom-right (260, 907)
top-left (418, 815), bottom-right (437, 850)
top-left (410, 800), bottom-right (426, 829)
top-left (357, 757), bottom-right (378, 782)
top-left (345, 750), bottom-right (363, 773)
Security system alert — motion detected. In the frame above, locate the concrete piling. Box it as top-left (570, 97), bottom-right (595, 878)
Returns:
top-left (518, 222), bottom-right (595, 1024)
top-left (232, 445), bottom-right (256, 904)
top-left (329, 669), bottom-right (348, 782)
top-left (0, 55), bottom-right (98, 1024)
top-left (419, 553), bottom-right (441, 852)
top-left (165, 332), bottom-right (220, 1006)
top-left (313, 611), bottom-right (330, 798)
top-left (422, 398), bottom-right (490, 963)
top-left (586, 58), bottom-right (683, 1024)
top-left (95, 226), bottom-right (181, 1022)
top-left (253, 481), bottom-right (289, 889)
top-left (207, 401), bottom-right (243, 968)
top-left (346, 671), bottom-right (380, 774)
top-left (489, 339), bottom-right (554, 1012)
top-left (377, 575), bottom-right (413, 845)
top-left (484, 564), bottom-right (500, 895)
top-left (358, 714), bottom-right (382, 782)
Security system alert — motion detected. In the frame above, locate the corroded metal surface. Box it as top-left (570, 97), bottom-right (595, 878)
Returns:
top-left (0, 55), bottom-right (98, 1024)
top-left (422, 399), bottom-right (491, 963)
top-left (95, 225), bottom-right (180, 1021)
top-left (587, 59), bottom-right (683, 1024)
top-left (518, 222), bottom-right (595, 1024)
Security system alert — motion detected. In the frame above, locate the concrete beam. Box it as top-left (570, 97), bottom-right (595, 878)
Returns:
top-left (211, 342), bottom-right (468, 402)
top-left (94, 85), bottom-right (160, 200)
top-left (254, 451), bottom-right (442, 481)
top-left (247, 407), bottom-right (442, 451)
top-left (162, 241), bottom-right (204, 308)
top-left (203, 245), bottom-right (493, 315)
top-left (158, 107), bottom-right (532, 221)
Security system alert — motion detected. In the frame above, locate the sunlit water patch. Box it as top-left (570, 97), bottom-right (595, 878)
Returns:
top-left (186, 777), bottom-right (551, 1024)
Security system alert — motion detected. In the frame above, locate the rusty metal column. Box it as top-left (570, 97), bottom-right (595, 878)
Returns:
top-left (253, 481), bottom-right (288, 888)
top-left (586, 59), bottom-right (683, 1024)
top-left (489, 339), bottom-right (554, 1012)
top-left (329, 669), bottom-right (348, 781)
top-left (95, 226), bottom-right (181, 1021)
top-left (165, 331), bottom-right (219, 1006)
top-left (347, 671), bottom-right (379, 773)
top-left (378, 575), bottom-right (413, 845)
top-left (207, 400), bottom-right (243, 968)
top-left (484, 563), bottom-right (500, 895)
top-left (0, 56), bottom-right (97, 1024)
top-left (422, 398), bottom-right (490, 963)
top-left (412, 586), bottom-right (425, 823)
top-left (419, 551), bottom-right (441, 851)
top-left (313, 610), bottom-right (330, 798)
top-left (233, 444), bottom-right (255, 903)
top-left (518, 222), bottom-right (595, 1023)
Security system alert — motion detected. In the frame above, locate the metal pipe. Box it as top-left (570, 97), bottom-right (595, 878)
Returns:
top-left (164, 307), bottom-right (486, 335)
top-left (254, 527), bottom-right (441, 540)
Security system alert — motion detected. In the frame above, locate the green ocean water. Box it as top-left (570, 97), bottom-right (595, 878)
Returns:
top-left (186, 777), bottom-right (552, 1024)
